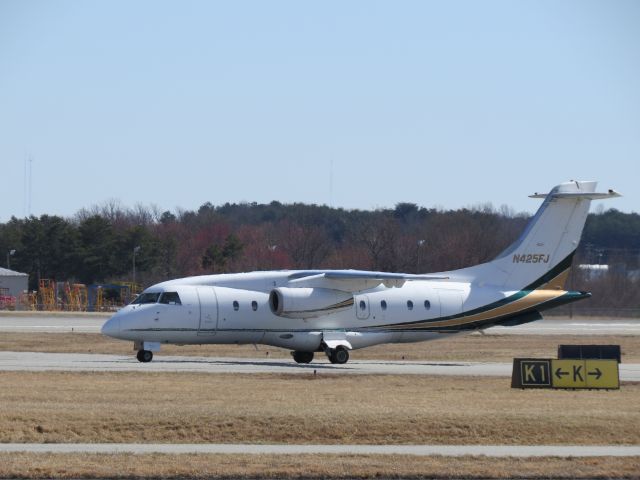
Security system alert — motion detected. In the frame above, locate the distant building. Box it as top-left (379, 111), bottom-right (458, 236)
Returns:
top-left (0, 267), bottom-right (28, 309)
top-left (578, 264), bottom-right (609, 279)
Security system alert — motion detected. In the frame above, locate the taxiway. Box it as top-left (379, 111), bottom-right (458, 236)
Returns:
top-left (0, 443), bottom-right (639, 457)
top-left (0, 351), bottom-right (638, 380)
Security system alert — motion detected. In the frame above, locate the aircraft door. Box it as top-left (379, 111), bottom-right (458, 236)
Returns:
top-left (437, 289), bottom-right (463, 318)
top-left (355, 295), bottom-right (370, 320)
top-left (197, 287), bottom-right (218, 335)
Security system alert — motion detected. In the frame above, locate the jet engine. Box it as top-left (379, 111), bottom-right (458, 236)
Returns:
top-left (268, 287), bottom-right (353, 319)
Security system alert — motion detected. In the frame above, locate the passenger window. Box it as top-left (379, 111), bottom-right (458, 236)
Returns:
top-left (159, 292), bottom-right (182, 305)
top-left (131, 292), bottom-right (161, 304)
top-left (251, 300), bottom-right (258, 311)
top-left (407, 300), bottom-right (414, 310)
top-left (380, 300), bottom-right (387, 310)
top-left (233, 301), bottom-right (239, 311)
top-left (424, 300), bottom-right (431, 310)
top-left (359, 300), bottom-right (366, 310)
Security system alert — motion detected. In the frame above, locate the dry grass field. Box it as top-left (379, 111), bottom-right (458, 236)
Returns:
top-left (2, 323), bottom-right (638, 479)
top-left (1, 453), bottom-right (639, 479)
top-left (1, 371), bottom-right (638, 445)
top-left (2, 331), bottom-right (639, 362)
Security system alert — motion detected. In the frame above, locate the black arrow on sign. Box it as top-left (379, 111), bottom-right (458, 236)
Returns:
top-left (555, 368), bottom-right (569, 379)
top-left (588, 368), bottom-right (602, 380)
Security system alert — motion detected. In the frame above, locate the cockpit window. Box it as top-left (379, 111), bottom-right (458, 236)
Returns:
top-left (159, 292), bottom-right (182, 305)
top-left (131, 292), bottom-right (161, 304)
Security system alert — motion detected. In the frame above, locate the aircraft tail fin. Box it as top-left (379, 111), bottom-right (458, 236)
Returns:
top-left (453, 181), bottom-right (620, 290)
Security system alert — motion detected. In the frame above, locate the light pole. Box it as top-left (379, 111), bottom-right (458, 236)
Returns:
top-left (6, 249), bottom-right (15, 270)
top-left (132, 246), bottom-right (141, 287)
top-left (416, 240), bottom-right (425, 271)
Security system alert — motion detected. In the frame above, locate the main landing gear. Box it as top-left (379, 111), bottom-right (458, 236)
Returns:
top-left (136, 350), bottom-right (153, 363)
top-left (326, 345), bottom-right (349, 364)
top-left (291, 346), bottom-right (350, 364)
top-left (292, 351), bottom-right (314, 364)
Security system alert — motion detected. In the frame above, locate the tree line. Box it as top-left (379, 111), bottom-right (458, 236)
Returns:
top-left (0, 201), bottom-right (638, 313)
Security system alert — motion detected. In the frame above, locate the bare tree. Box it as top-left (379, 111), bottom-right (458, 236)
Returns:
top-left (277, 220), bottom-right (332, 269)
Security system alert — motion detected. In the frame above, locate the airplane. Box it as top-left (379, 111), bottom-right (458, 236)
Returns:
top-left (101, 180), bottom-right (620, 364)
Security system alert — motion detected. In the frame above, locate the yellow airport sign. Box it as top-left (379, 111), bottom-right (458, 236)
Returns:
top-left (551, 359), bottom-right (619, 389)
top-left (512, 357), bottom-right (620, 390)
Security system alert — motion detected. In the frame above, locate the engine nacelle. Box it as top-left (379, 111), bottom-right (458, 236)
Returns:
top-left (269, 287), bottom-right (353, 319)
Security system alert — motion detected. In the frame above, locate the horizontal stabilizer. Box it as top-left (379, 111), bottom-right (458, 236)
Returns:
top-left (529, 190), bottom-right (622, 200)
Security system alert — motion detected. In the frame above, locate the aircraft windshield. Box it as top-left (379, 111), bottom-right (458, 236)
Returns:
top-left (131, 292), bottom-right (161, 304)
top-left (159, 292), bottom-right (182, 305)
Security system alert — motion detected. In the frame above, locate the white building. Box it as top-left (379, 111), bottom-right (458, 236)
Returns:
top-left (0, 267), bottom-right (29, 309)
top-left (578, 264), bottom-right (609, 279)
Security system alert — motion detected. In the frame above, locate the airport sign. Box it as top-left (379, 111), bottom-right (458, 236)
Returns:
top-left (552, 359), bottom-right (619, 389)
top-left (511, 359), bottom-right (552, 388)
top-left (512, 358), bottom-right (619, 389)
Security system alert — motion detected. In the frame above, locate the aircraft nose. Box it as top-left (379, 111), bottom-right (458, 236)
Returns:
top-left (101, 316), bottom-right (121, 337)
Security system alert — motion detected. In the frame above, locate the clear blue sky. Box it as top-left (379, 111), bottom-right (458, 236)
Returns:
top-left (1, 0), bottom-right (638, 221)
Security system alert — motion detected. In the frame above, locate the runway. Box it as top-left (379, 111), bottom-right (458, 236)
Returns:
top-left (480, 317), bottom-right (640, 336)
top-left (0, 313), bottom-right (639, 335)
top-left (1, 351), bottom-right (639, 380)
top-left (0, 443), bottom-right (639, 457)
top-left (0, 312), bottom-right (109, 333)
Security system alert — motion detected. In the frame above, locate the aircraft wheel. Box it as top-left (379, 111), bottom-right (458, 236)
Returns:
top-left (137, 350), bottom-right (153, 363)
top-left (328, 346), bottom-right (349, 365)
top-left (292, 351), bottom-right (314, 364)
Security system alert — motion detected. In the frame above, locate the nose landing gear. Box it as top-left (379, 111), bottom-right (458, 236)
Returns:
top-left (134, 341), bottom-right (159, 363)
top-left (136, 350), bottom-right (153, 363)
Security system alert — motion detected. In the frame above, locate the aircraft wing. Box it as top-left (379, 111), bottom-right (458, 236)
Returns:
top-left (287, 270), bottom-right (448, 292)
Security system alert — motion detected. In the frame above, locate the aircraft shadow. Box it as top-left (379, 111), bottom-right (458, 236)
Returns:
top-left (87, 357), bottom-right (347, 370)
top-left (81, 357), bottom-right (473, 371)
top-left (156, 358), bottom-right (344, 370)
